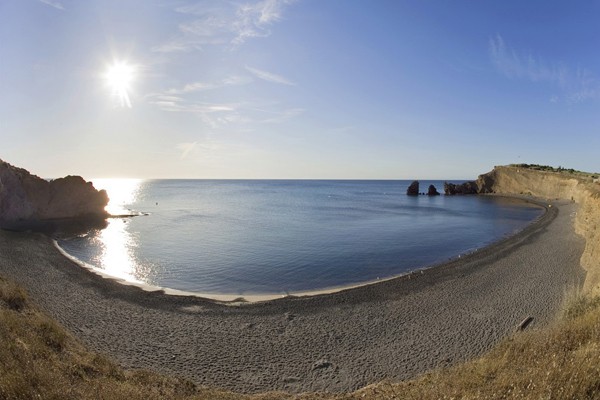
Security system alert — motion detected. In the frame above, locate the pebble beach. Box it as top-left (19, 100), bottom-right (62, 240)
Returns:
top-left (0, 199), bottom-right (585, 393)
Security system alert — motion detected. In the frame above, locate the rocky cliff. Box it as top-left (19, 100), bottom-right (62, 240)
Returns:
top-left (0, 159), bottom-right (109, 227)
top-left (476, 165), bottom-right (600, 294)
top-left (444, 181), bottom-right (479, 195)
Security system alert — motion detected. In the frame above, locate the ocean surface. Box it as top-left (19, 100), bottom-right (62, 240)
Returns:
top-left (58, 180), bottom-right (543, 296)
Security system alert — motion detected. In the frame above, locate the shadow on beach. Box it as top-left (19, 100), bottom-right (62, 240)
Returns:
top-left (0, 216), bottom-right (108, 238)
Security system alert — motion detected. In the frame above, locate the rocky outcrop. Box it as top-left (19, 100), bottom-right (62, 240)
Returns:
top-left (407, 180), bottom-right (419, 196)
top-left (444, 181), bottom-right (478, 195)
top-left (427, 185), bottom-right (440, 196)
top-left (476, 166), bottom-right (582, 197)
top-left (0, 159), bottom-right (109, 227)
top-left (475, 165), bottom-right (600, 295)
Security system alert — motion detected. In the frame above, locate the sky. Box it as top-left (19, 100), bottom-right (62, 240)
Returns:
top-left (1, 0), bottom-right (599, 179)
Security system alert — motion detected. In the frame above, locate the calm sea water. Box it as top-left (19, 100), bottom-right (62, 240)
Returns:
top-left (58, 180), bottom-right (542, 295)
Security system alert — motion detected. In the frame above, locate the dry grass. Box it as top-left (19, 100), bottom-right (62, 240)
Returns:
top-left (349, 291), bottom-right (600, 400)
top-left (0, 275), bottom-right (294, 400)
top-left (2, 274), bottom-right (600, 400)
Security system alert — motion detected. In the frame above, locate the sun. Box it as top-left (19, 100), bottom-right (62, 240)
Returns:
top-left (104, 61), bottom-right (135, 108)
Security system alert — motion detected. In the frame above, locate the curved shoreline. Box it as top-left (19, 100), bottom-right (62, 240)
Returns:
top-left (0, 197), bottom-right (586, 393)
top-left (53, 195), bottom-right (547, 304)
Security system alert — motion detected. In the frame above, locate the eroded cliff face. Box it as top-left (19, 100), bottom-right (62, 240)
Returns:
top-left (0, 159), bottom-right (109, 226)
top-left (477, 166), bottom-right (600, 294)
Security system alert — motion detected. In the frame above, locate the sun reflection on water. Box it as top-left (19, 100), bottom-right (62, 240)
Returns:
top-left (88, 178), bottom-right (148, 284)
top-left (92, 178), bottom-right (143, 216)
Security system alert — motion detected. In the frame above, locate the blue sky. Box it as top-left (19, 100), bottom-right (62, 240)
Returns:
top-left (1, 0), bottom-right (599, 179)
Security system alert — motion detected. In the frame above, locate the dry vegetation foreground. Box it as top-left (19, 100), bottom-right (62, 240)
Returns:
top-left (2, 274), bottom-right (600, 399)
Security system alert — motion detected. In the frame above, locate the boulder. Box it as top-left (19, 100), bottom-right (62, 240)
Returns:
top-left (427, 184), bottom-right (440, 196)
top-left (407, 180), bottom-right (419, 196)
top-left (0, 159), bottom-right (109, 227)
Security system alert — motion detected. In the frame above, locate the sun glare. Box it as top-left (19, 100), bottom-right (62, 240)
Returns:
top-left (104, 61), bottom-right (135, 108)
top-left (92, 178), bottom-right (143, 216)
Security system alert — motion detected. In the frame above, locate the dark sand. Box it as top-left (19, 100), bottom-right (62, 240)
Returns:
top-left (0, 199), bottom-right (586, 393)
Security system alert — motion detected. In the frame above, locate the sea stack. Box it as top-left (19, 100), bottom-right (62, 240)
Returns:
top-left (407, 180), bottom-right (419, 196)
top-left (427, 184), bottom-right (440, 196)
top-left (0, 159), bottom-right (109, 227)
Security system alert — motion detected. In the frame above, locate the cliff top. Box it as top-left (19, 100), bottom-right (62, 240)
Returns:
top-left (507, 163), bottom-right (599, 181)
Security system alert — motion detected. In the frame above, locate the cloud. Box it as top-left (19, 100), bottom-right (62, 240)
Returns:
top-left (151, 41), bottom-right (199, 53)
top-left (232, 0), bottom-right (295, 45)
top-left (165, 75), bottom-right (253, 94)
top-left (489, 34), bottom-right (600, 103)
top-left (245, 66), bottom-right (295, 85)
top-left (148, 90), bottom-right (302, 129)
top-left (177, 142), bottom-right (198, 159)
top-left (147, 91), bottom-right (243, 128)
top-left (488, 35), bottom-right (566, 85)
top-left (147, 95), bottom-right (238, 114)
top-left (148, 68), bottom-right (300, 127)
top-left (152, 0), bottom-right (295, 53)
top-left (261, 107), bottom-right (304, 123)
top-left (38, 0), bottom-right (64, 10)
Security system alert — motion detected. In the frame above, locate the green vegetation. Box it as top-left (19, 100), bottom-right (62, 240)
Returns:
top-left (510, 164), bottom-right (599, 179)
top-left (2, 273), bottom-right (600, 399)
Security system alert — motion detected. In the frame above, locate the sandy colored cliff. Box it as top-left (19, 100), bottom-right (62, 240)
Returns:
top-left (477, 165), bottom-right (600, 294)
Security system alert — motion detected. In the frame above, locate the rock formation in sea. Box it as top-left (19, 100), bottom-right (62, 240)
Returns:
top-left (407, 180), bottom-right (419, 196)
top-left (427, 184), bottom-right (440, 196)
top-left (444, 181), bottom-right (479, 195)
top-left (0, 159), bottom-right (109, 228)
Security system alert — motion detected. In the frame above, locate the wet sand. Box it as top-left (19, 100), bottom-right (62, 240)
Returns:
top-left (0, 199), bottom-right (586, 393)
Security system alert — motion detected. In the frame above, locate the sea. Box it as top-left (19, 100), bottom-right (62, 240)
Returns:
top-left (57, 179), bottom-right (543, 296)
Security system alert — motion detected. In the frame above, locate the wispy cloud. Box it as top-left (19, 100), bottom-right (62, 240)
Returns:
top-left (148, 2), bottom-right (301, 128)
top-left (147, 95), bottom-right (238, 114)
top-left (232, 0), bottom-right (295, 45)
top-left (148, 89), bottom-right (302, 129)
top-left (166, 75), bottom-right (252, 94)
top-left (257, 107), bottom-right (304, 123)
top-left (489, 35), bottom-right (566, 85)
top-left (146, 91), bottom-right (243, 128)
top-left (489, 34), bottom-right (600, 103)
top-left (245, 66), bottom-right (295, 85)
top-left (153, 0), bottom-right (295, 53)
top-left (177, 142), bottom-right (198, 159)
top-left (148, 67), bottom-right (301, 128)
top-left (38, 0), bottom-right (64, 10)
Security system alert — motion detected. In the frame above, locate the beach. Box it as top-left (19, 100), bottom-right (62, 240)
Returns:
top-left (0, 199), bottom-right (585, 394)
